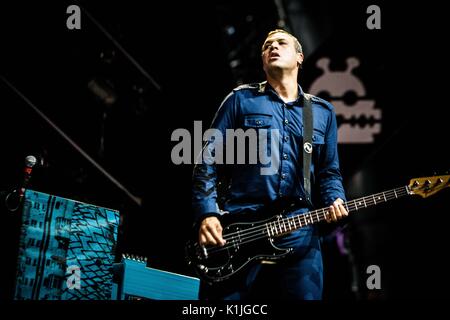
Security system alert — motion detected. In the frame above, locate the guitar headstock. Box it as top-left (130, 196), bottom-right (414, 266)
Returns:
top-left (408, 175), bottom-right (450, 198)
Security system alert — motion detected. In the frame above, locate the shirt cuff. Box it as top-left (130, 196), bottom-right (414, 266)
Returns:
top-left (193, 201), bottom-right (220, 220)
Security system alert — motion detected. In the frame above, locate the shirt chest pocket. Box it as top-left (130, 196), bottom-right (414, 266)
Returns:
top-left (297, 126), bottom-right (325, 144)
top-left (312, 131), bottom-right (325, 145)
top-left (243, 114), bottom-right (273, 128)
top-left (311, 130), bottom-right (325, 161)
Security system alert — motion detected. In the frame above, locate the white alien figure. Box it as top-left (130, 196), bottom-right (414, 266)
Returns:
top-left (309, 57), bottom-right (381, 143)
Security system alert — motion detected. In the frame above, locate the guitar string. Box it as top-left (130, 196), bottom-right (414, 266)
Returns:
top-left (218, 187), bottom-right (407, 243)
top-left (214, 187), bottom-right (407, 244)
top-left (205, 192), bottom-right (404, 256)
top-left (204, 189), bottom-right (407, 256)
top-left (206, 189), bottom-right (407, 255)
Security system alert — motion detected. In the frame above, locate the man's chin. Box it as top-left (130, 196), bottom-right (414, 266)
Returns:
top-left (266, 63), bottom-right (285, 72)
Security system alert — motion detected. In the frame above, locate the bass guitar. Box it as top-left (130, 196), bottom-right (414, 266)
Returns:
top-left (185, 175), bottom-right (449, 284)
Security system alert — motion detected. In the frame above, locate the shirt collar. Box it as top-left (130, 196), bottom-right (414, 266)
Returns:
top-left (259, 81), bottom-right (305, 104)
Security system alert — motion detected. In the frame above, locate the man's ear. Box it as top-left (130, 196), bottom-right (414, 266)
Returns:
top-left (297, 52), bottom-right (304, 67)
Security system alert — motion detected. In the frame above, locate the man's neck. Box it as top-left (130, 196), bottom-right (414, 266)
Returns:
top-left (266, 73), bottom-right (299, 103)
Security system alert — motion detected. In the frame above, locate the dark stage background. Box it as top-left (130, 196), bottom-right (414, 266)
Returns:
top-left (1, 0), bottom-right (449, 300)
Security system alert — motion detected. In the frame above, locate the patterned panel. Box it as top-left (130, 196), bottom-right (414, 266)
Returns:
top-left (14, 190), bottom-right (120, 300)
top-left (61, 204), bottom-right (119, 300)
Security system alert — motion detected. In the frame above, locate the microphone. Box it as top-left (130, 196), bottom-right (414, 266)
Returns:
top-left (5, 155), bottom-right (37, 212)
top-left (19, 155), bottom-right (37, 199)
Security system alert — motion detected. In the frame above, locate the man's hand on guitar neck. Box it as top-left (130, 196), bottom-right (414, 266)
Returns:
top-left (199, 216), bottom-right (227, 246)
top-left (325, 198), bottom-right (348, 223)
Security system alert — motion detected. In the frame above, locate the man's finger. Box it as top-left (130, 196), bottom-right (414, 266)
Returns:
top-left (207, 225), bottom-right (226, 245)
top-left (204, 231), bottom-right (218, 246)
top-left (326, 211), bottom-right (332, 223)
top-left (329, 205), bottom-right (337, 222)
top-left (333, 203), bottom-right (342, 219)
top-left (340, 203), bottom-right (348, 216)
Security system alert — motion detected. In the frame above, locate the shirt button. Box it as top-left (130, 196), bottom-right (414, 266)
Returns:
top-left (281, 173), bottom-right (286, 180)
top-left (284, 136), bottom-right (289, 142)
top-left (256, 120), bottom-right (262, 125)
top-left (284, 119), bottom-right (289, 125)
top-left (283, 153), bottom-right (288, 160)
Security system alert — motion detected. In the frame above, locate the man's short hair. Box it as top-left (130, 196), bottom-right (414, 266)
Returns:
top-left (262, 29), bottom-right (303, 54)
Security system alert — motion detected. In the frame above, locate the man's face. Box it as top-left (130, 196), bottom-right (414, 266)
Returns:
top-left (261, 32), bottom-right (303, 73)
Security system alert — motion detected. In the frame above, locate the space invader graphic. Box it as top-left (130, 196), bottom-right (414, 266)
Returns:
top-left (309, 57), bottom-right (381, 143)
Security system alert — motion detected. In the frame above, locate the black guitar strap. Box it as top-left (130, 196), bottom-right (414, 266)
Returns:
top-left (303, 94), bottom-right (313, 204)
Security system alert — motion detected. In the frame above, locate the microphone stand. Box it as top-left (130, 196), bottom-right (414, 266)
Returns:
top-left (4, 155), bottom-right (37, 213)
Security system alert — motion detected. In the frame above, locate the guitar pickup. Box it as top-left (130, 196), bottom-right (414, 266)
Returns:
top-left (261, 260), bottom-right (277, 265)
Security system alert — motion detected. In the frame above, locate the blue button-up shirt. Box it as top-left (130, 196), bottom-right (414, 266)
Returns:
top-left (192, 81), bottom-right (346, 222)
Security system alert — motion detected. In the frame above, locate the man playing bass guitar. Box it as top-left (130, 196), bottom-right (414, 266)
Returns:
top-left (192, 29), bottom-right (347, 300)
